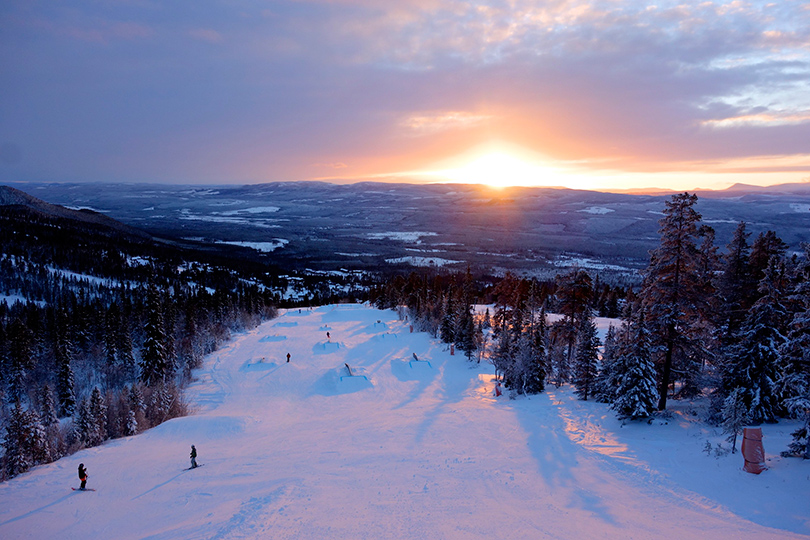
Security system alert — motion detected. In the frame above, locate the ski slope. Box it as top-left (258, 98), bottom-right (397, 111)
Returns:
top-left (1, 304), bottom-right (807, 539)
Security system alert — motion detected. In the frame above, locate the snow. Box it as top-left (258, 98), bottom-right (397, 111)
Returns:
top-left (0, 294), bottom-right (43, 307)
top-left (386, 256), bottom-right (461, 267)
top-left (1, 304), bottom-right (807, 539)
top-left (216, 240), bottom-right (289, 252)
top-left (790, 204), bottom-right (810, 213)
top-left (367, 231), bottom-right (438, 242)
top-left (215, 206), bottom-right (281, 215)
top-left (553, 255), bottom-right (633, 272)
top-left (579, 206), bottom-right (614, 214)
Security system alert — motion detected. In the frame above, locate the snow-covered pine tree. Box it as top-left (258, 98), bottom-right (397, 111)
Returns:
top-left (105, 301), bottom-right (120, 367)
top-left (612, 311), bottom-right (657, 421)
top-left (74, 398), bottom-right (93, 448)
top-left (639, 192), bottom-right (710, 410)
top-left (572, 312), bottom-right (600, 400)
top-left (593, 325), bottom-right (619, 403)
top-left (3, 402), bottom-right (50, 478)
top-left (778, 245), bottom-right (810, 458)
top-left (54, 313), bottom-right (76, 417)
top-left (439, 295), bottom-right (457, 344)
top-left (7, 318), bottom-right (33, 403)
top-left (722, 387), bottom-right (750, 453)
top-left (38, 384), bottom-right (58, 428)
top-left (88, 386), bottom-right (108, 446)
top-left (140, 283), bottom-right (170, 387)
top-left (718, 222), bottom-right (755, 337)
top-left (455, 303), bottom-right (478, 361)
top-left (491, 325), bottom-right (514, 386)
top-left (722, 256), bottom-right (788, 424)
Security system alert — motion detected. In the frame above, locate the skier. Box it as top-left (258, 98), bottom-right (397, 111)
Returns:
top-left (412, 352), bottom-right (419, 361)
top-left (286, 353), bottom-right (291, 363)
top-left (326, 331), bottom-right (330, 340)
top-left (190, 445), bottom-right (198, 469)
top-left (78, 463), bottom-right (88, 490)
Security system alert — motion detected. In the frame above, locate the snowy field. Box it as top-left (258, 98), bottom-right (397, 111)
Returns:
top-left (1, 304), bottom-right (807, 539)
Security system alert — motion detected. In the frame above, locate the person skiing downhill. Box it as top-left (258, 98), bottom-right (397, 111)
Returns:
top-left (190, 445), bottom-right (198, 469)
top-left (78, 463), bottom-right (88, 490)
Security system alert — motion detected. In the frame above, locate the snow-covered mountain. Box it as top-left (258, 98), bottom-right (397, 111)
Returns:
top-left (1, 304), bottom-right (805, 539)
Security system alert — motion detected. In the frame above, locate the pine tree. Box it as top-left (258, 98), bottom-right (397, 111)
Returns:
top-left (38, 384), bottom-right (59, 428)
top-left (3, 402), bottom-right (50, 478)
top-left (88, 386), bottom-right (108, 446)
top-left (455, 304), bottom-right (477, 361)
top-left (593, 325), bottom-right (616, 402)
top-left (722, 387), bottom-right (750, 454)
top-left (722, 257), bottom-right (788, 424)
top-left (718, 222), bottom-right (755, 337)
top-left (7, 318), bottom-right (33, 403)
top-left (55, 308), bottom-right (76, 417)
top-left (778, 245), bottom-right (810, 457)
top-left (555, 269), bottom-right (593, 379)
top-left (639, 192), bottom-right (711, 410)
top-left (572, 312), bottom-right (600, 400)
top-left (125, 408), bottom-right (138, 436)
top-left (612, 312), bottom-right (657, 421)
top-left (74, 398), bottom-right (93, 448)
top-left (140, 283), bottom-right (170, 387)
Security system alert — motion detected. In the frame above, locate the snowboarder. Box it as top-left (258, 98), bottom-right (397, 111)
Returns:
top-left (78, 463), bottom-right (88, 490)
top-left (286, 353), bottom-right (291, 363)
top-left (190, 445), bottom-right (198, 469)
top-left (326, 331), bottom-right (330, 340)
top-left (412, 353), bottom-right (419, 361)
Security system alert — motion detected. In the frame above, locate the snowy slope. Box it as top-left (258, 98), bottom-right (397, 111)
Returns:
top-left (1, 304), bottom-right (807, 539)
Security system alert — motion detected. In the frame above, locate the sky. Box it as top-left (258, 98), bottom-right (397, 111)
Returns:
top-left (1, 0), bottom-right (809, 191)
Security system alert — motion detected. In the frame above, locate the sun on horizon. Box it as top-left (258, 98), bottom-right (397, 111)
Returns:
top-left (419, 148), bottom-right (601, 191)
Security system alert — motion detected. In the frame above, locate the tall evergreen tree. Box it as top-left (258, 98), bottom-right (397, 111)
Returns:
top-left (88, 386), bottom-right (108, 446)
top-left (779, 246), bottom-right (810, 457)
top-left (572, 312), bottom-right (600, 401)
top-left (639, 192), bottom-right (710, 410)
top-left (55, 307), bottom-right (76, 417)
top-left (555, 269), bottom-right (593, 379)
top-left (718, 222), bottom-right (755, 336)
top-left (3, 402), bottom-right (49, 478)
top-left (593, 325), bottom-right (620, 403)
top-left (612, 312), bottom-right (657, 420)
top-left (140, 283), bottom-right (170, 387)
top-left (722, 257), bottom-right (788, 424)
top-left (7, 318), bottom-right (33, 403)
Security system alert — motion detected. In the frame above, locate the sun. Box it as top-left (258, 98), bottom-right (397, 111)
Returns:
top-left (428, 150), bottom-right (580, 189)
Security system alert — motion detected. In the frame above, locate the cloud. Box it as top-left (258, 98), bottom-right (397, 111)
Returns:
top-left (400, 111), bottom-right (494, 135)
top-left (1, 0), bottom-right (809, 185)
top-left (187, 28), bottom-right (224, 44)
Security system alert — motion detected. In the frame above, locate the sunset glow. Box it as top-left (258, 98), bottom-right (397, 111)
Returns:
top-left (1, 1), bottom-right (809, 190)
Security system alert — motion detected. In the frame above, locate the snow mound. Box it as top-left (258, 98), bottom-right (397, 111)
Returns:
top-left (259, 334), bottom-right (287, 342)
top-left (310, 366), bottom-right (373, 396)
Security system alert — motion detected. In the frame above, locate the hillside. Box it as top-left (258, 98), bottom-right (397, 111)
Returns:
top-left (0, 305), bottom-right (805, 539)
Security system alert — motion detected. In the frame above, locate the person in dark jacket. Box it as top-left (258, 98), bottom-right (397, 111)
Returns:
top-left (78, 463), bottom-right (88, 490)
top-left (190, 445), bottom-right (198, 468)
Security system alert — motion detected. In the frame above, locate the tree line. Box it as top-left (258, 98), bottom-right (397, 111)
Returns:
top-left (0, 201), bottom-right (281, 480)
top-left (372, 192), bottom-right (810, 459)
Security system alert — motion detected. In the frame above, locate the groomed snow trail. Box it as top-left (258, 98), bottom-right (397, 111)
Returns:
top-left (0, 305), bottom-right (806, 539)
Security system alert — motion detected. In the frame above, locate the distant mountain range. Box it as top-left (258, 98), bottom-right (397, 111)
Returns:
top-left (6, 181), bottom-right (810, 280)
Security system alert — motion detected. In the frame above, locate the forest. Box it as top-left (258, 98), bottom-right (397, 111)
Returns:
top-left (0, 201), bottom-right (279, 480)
top-left (370, 193), bottom-right (810, 459)
top-left (3, 190), bottom-right (809, 483)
